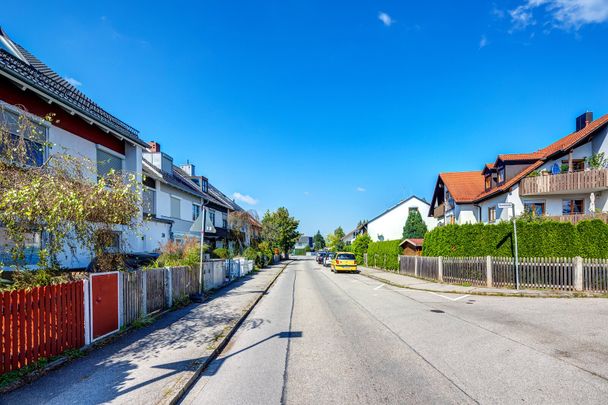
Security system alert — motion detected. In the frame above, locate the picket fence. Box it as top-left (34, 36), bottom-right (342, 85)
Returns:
top-left (1, 281), bottom-right (85, 374)
top-left (396, 255), bottom-right (608, 293)
top-left (1, 258), bottom-right (255, 375)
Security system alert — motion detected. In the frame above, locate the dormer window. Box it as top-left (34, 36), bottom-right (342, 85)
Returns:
top-left (497, 166), bottom-right (505, 184)
top-left (201, 178), bottom-right (208, 193)
top-left (485, 174), bottom-right (491, 190)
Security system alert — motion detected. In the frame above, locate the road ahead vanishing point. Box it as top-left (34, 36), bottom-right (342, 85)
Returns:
top-left (181, 257), bottom-right (608, 404)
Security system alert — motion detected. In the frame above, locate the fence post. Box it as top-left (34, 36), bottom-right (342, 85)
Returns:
top-left (574, 256), bottom-right (583, 291)
top-left (165, 267), bottom-right (173, 308)
top-left (414, 256), bottom-right (419, 277)
top-left (438, 257), bottom-right (443, 282)
top-left (118, 273), bottom-right (124, 328)
top-left (486, 256), bottom-right (493, 288)
top-left (140, 271), bottom-right (147, 317)
top-left (83, 279), bottom-right (91, 345)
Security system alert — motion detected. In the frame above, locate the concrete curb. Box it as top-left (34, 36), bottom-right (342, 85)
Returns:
top-left (360, 271), bottom-right (607, 299)
top-left (157, 260), bottom-right (292, 405)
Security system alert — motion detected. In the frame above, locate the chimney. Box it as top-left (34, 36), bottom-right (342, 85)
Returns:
top-left (148, 141), bottom-right (161, 153)
top-left (180, 161), bottom-right (195, 176)
top-left (575, 112), bottom-right (593, 131)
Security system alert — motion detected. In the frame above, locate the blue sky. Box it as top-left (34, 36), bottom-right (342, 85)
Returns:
top-left (3, 1), bottom-right (608, 237)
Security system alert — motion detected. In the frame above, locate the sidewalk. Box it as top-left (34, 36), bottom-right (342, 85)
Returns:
top-left (359, 265), bottom-right (595, 297)
top-left (1, 263), bottom-right (288, 405)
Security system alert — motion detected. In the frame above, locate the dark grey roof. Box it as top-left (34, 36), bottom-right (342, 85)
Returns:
top-left (0, 27), bottom-right (145, 147)
top-left (208, 183), bottom-right (243, 212)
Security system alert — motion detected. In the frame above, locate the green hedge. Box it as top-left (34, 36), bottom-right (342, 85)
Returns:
top-left (366, 240), bottom-right (402, 270)
top-left (423, 219), bottom-right (608, 258)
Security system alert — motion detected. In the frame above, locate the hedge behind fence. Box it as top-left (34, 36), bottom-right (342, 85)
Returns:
top-left (422, 219), bottom-right (608, 258)
top-left (366, 240), bottom-right (402, 270)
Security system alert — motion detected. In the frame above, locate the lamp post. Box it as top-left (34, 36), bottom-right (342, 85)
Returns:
top-left (499, 202), bottom-right (519, 289)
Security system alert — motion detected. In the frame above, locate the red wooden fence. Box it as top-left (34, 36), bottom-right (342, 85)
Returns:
top-left (0, 280), bottom-right (85, 375)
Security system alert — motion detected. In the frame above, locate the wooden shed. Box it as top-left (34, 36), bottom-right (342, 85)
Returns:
top-left (399, 238), bottom-right (424, 256)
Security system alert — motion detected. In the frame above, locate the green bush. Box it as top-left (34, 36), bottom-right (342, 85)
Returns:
top-left (422, 219), bottom-right (608, 258)
top-left (350, 234), bottom-right (371, 265)
top-left (366, 240), bottom-right (402, 270)
top-left (213, 247), bottom-right (229, 259)
top-left (243, 247), bottom-right (258, 261)
top-left (293, 248), bottom-right (307, 256)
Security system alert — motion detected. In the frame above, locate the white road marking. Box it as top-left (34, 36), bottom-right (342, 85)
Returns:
top-left (374, 284), bottom-right (385, 290)
top-left (428, 292), bottom-right (471, 301)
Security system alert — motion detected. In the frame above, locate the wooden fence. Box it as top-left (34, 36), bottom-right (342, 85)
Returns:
top-left (1, 281), bottom-right (85, 374)
top-left (394, 255), bottom-right (608, 292)
top-left (443, 257), bottom-right (487, 287)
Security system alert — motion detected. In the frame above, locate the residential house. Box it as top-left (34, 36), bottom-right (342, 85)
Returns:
top-left (342, 222), bottom-right (368, 245)
top-left (429, 112), bottom-right (608, 224)
top-left (0, 27), bottom-right (148, 268)
top-left (295, 236), bottom-right (313, 250)
top-left (363, 196), bottom-right (438, 242)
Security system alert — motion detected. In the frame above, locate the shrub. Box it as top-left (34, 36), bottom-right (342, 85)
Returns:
top-left (153, 238), bottom-right (207, 268)
top-left (213, 247), bottom-right (229, 259)
top-left (366, 240), bottom-right (402, 270)
top-left (421, 219), bottom-right (607, 258)
top-left (350, 234), bottom-right (371, 265)
top-left (243, 247), bottom-right (258, 261)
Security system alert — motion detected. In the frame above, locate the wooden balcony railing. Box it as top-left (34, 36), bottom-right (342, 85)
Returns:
top-left (433, 203), bottom-right (445, 218)
top-left (520, 169), bottom-right (608, 196)
top-left (545, 213), bottom-right (608, 225)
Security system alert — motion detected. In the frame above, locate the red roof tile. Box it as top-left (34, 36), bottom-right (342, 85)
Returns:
top-left (439, 171), bottom-right (485, 203)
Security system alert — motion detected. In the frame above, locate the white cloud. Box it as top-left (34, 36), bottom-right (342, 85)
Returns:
top-left (303, 191), bottom-right (310, 196)
top-left (510, 0), bottom-right (608, 30)
top-left (479, 35), bottom-right (489, 48)
top-left (378, 11), bottom-right (395, 26)
top-left (64, 76), bottom-right (82, 87)
top-left (356, 187), bottom-right (366, 192)
top-left (232, 192), bottom-right (258, 205)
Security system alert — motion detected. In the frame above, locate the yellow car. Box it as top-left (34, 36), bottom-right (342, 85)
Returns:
top-left (331, 252), bottom-right (358, 273)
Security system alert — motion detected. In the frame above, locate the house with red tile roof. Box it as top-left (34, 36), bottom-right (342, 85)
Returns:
top-left (429, 111), bottom-right (608, 225)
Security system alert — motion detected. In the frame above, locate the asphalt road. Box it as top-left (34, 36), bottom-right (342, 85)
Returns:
top-left (180, 257), bottom-right (608, 404)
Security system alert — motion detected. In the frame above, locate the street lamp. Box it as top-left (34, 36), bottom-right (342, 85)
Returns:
top-left (498, 202), bottom-right (520, 289)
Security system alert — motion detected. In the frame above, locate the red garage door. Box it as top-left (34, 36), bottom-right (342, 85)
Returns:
top-left (90, 272), bottom-right (119, 340)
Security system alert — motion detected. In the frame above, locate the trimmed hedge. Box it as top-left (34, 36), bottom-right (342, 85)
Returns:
top-left (366, 240), bottom-right (402, 270)
top-left (422, 219), bottom-right (608, 258)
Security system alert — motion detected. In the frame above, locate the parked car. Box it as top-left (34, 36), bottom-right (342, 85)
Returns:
top-left (331, 252), bottom-right (358, 273)
top-left (323, 252), bottom-right (335, 267)
top-left (86, 252), bottom-right (160, 272)
top-left (316, 251), bottom-right (327, 264)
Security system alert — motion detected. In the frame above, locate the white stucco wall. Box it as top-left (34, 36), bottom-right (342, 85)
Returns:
top-left (366, 197), bottom-right (437, 242)
top-left (142, 220), bottom-right (171, 252)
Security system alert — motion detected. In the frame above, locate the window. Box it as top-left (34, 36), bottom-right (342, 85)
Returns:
top-left (201, 178), bottom-right (208, 193)
top-left (222, 212), bottom-right (228, 228)
top-left (0, 229), bottom-right (41, 267)
top-left (209, 209), bottom-right (216, 225)
top-left (497, 167), bottom-right (505, 184)
top-left (561, 159), bottom-right (585, 172)
top-left (524, 202), bottom-right (545, 217)
top-left (171, 196), bottom-right (181, 219)
top-left (488, 207), bottom-right (496, 223)
top-left (408, 207), bottom-right (419, 214)
top-left (0, 109), bottom-right (46, 166)
top-left (562, 199), bottom-right (584, 215)
top-left (485, 174), bottom-right (492, 190)
top-left (192, 204), bottom-right (201, 221)
top-left (97, 148), bottom-right (123, 179)
top-left (142, 188), bottom-right (156, 215)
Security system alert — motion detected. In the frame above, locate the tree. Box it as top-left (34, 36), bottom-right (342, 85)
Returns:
top-left (350, 234), bottom-right (372, 265)
top-left (0, 106), bottom-right (142, 277)
top-left (313, 230), bottom-right (326, 250)
top-left (327, 226), bottom-right (345, 252)
top-left (261, 207), bottom-right (300, 259)
top-left (402, 209), bottom-right (428, 239)
top-left (228, 210), bottom-right (252, 253)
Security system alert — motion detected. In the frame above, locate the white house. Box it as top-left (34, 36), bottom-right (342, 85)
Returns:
top-left (0, 27), bottom-right (148, 268)
top-left (364, 196), bottom-right (438, 242)
top-left (429, 111), bottom-right (608, 225)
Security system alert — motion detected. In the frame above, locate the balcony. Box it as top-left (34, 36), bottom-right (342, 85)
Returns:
top-left (433, 203), bottom-right (445, 218)
top-left (520, 169), bottom-right (608, 196)
top-left (545, 213), bottom-right (608, 225)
